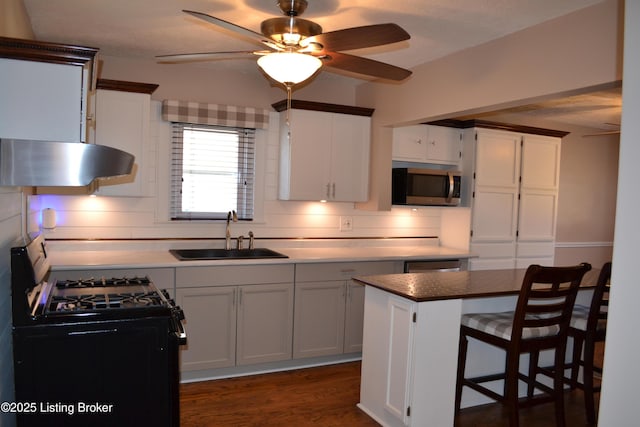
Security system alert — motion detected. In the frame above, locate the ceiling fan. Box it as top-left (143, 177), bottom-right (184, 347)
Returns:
top-left (583, 123), bottom-right (621, 137)
top-left (156, 0), bottom-right (412, 86)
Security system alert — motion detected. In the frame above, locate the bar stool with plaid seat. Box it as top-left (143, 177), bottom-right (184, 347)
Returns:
top-left (455, 263), bottom-right (592, 427)
top-left (567, 261), bottom-right (610, 424)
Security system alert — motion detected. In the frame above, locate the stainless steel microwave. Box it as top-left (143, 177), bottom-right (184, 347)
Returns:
top-left (392, 168), bottom-right (461, 206)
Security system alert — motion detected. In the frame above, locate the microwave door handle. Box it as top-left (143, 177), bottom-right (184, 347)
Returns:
top-left (446, 172), bottom-right (454, 202)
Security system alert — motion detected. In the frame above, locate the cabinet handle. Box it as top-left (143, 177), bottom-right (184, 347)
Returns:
top-left (326, 183), bottom-right (331, 199)
top-left (332, 183), bottom-right (336, 199)
top-left (415, 138), bottom-right (422, 145)
top-left (239, 288), bottom-right (243, 306)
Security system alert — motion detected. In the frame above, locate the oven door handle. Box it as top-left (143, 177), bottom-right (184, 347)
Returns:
top-left (172, 315), bottom-right (187, 345)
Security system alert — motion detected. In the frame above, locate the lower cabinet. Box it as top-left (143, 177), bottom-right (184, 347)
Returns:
top-left (293, 261), bottom-right (401, 359)
top-left (175, 265), bottom-right (294, 371)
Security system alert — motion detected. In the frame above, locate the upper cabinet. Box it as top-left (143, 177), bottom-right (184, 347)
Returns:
top-left (274, 100), bottom-right (373, 202)
top-left (461, 125), bottom-right (565, 270)
top-left (0, 37), bottom-right (98, 143)
top-left (392, 124), bottom-right (461, 165)
top-left (92, 79), bottom-right (158, 197)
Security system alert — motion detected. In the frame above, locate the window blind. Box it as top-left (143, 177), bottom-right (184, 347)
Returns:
top-left (170, 123), bottom-right (255, 220)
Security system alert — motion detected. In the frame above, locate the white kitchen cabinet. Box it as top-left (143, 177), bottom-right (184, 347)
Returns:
top-left (392, 124), bottom-right (461, 165)
top-left (176, 286), bottom-right (237, 370)
top-left (462, 127), bottom-right (562, 270)
top-left (278, 106), bottom-right (371, 202)
top-left (175, 265), bottom-right (294, 371)
top-left (0, 38), bottom-right (97, 143)
top-left (93, 80), bottom-right (158, 196)
top-left (293, 261), bottom-right (400, 358)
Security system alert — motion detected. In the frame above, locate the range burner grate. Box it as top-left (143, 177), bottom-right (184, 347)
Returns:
top-left (56, 276), bottom-right (151, 289)
top-left (49, 291), bottom-right (165, 312)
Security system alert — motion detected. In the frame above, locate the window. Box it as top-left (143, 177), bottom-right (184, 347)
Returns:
top-left (171, 123), bottom-right (255, 220)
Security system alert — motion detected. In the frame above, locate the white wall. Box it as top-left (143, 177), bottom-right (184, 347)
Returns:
top-left (29, 106), bottom-right (448, 242)
top-left (599, 0), bottom-right (640, 424)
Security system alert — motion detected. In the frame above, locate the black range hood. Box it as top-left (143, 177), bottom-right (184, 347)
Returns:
top-left (0, 139), bottom-right (134, 187)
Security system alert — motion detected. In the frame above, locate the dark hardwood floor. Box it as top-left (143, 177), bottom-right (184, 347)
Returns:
top-left (180, 359), bottom-right (600, 426)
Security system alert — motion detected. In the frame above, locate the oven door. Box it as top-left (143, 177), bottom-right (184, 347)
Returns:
top-left (13, 317), bottom-right (179, 427)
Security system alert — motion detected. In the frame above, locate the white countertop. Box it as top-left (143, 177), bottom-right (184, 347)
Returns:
top-left (47, 244), bottom-right (472, 271)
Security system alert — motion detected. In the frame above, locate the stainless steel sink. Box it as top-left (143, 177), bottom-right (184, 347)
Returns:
top-left (169, 248), bottom-right (288, 261)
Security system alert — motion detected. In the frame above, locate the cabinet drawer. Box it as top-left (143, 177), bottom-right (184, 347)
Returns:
top-left (176, 264), bottom-right (294, 287)
top-left (295, 261), bottom-right (398, 282)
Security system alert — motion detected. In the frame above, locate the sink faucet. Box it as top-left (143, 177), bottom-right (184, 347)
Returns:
top-left (225, 210), bottom-right (237, 250)
top-left (248, 231), bottom-right (255, 250)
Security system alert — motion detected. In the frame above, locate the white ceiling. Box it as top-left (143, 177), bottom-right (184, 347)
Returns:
top-left (22, 0), bottom-right (617, 131)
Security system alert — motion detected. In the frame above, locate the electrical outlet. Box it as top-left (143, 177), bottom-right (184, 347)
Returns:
top-left (340, 216), bottom-right (353, 231)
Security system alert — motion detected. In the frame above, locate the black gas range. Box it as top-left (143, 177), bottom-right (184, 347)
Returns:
top-left (10, 233), bottom-right (186, 427)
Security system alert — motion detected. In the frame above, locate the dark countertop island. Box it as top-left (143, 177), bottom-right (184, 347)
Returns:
top-left (354, 267), bottom-right (600, 302)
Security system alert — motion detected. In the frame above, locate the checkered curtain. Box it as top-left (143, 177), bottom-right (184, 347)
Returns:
top-left (162, 100), bottom-right (269, 129)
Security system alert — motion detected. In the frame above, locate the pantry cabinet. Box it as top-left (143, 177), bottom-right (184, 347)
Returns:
top-left (392, 124), bottom-right (461, 165)
top-left (293, 261), bottom-right (401, 358)
top-left (462, 126), bottom-right (563, 270)
top-left (92, 79), bottom-right (158, 196)
top-left (175, 264), bottom-right (294, 371)
top-left (275, 101), bottom-right (373, 202)
top-left (0, 37), bottom-right (97, 142)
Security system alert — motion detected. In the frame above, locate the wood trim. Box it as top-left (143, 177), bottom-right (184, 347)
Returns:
top-left (97, 79), bottom-right (159, 94)
top-left (427, 119), bottom-right (570, 138)
top-left (0, 36), bottom-right (98, 66)
top-left (271, 99), bottom-right (374, 117)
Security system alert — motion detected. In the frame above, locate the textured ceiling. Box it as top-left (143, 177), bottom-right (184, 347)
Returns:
top-left (22, 0), bottom-right (616, 131)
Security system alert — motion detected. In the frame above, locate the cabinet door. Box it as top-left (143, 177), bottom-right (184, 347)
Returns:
top-left (94, 89), bottom-right (150, 196)
top-left (330, 113), bottom-right (370, 202)
top-left (344, 282), bottom-right (366, 353)
top-left (474, 129), bottom-right (521, 188)
top-left (471, 129), bottom-right (521, 244)
top-left (282, 109), bottom-right (332, 200)
top-left (175, 287), bottom-right (236, 371)
top-left (236, 283), bottom-right (293, 366)
top-left (392, 125), bottom-right (428, 162)
top-left (0, 58), bottom-right (84, 142)
top-left (384, 295), bottom-right (415, 424)
top-left (425, 125), bottom-right (461, 165)
top-left (520, 135), bottom-right (561, 191)
top-left (293, 281), bottom-right (346, 358)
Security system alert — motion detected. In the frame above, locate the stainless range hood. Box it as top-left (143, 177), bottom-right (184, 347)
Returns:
top-left (0, 139), bottom-right (135, 187)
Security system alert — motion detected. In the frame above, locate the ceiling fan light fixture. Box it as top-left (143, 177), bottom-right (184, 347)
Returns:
top-left (257, 52), bottom-right (321, 85)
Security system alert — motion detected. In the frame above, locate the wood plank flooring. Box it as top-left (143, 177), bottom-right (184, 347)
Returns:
top-left (180, 360), bottom-right (599, 426)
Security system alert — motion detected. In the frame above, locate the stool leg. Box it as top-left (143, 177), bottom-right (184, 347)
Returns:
top-left (505, 350), bottom-right (520, 427)
top-left (583, 335), bottom-right (597, 424)
top-left (554, 344), bottom-right (567, 427)
top-left (455, 333), bottom-right (468, 413)
top-left (528, 350), bottom-right (539, 397)
top-left (570, 333), bottom-right (584, 389)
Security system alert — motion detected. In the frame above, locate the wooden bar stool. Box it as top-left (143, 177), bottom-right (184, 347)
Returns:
top-left (455, 263), bottom-right (592, 427)
top-left (567, 261), bottom-right (610, 424)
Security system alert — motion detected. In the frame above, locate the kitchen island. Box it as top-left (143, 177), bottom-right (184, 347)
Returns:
top-left (353, 268), bottom-right (599, 427)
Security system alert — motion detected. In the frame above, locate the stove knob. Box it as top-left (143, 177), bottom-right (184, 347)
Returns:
top-left (175, 307), bottom-right (185, 320)
top-left (161, 289), bottom-right (170, 298)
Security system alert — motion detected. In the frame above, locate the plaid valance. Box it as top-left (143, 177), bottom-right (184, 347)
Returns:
top-left (162, 100), bottom-right (270, 129)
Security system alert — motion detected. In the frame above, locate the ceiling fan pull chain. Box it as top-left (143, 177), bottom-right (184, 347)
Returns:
top-left (286, 84), bottom-right (292, 138)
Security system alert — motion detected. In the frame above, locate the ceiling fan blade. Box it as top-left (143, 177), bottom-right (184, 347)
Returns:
top-left (182, 10), bottom-right (283, 50)
top-left (321, 51), bottom-right (412, 81)
top-left (304, 23), bottom-right (410, 52)
top-left (156, 51), bottom-right (261, 64)
top-left (582, 130), bottom-right (621, 137)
